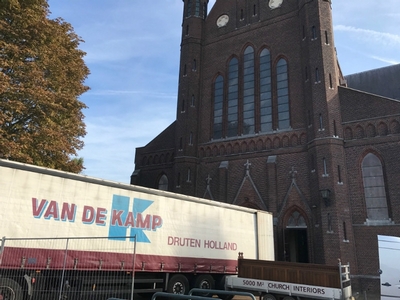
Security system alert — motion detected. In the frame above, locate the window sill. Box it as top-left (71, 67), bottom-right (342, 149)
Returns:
top-left (364, 219), bottom-right (394, 226)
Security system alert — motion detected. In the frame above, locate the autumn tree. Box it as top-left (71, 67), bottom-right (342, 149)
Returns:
top-left (0, 0), bottom-right (89, 173)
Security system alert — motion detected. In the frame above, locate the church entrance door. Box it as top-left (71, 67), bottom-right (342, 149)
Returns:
top-left (284, 210), bottom-right (309, 263)
top-left (284, 228), bottom-right (309, 263)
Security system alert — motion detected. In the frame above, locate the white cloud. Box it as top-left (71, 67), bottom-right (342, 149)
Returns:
top-left (368, 55), bottom-right (400, 65)
top-left (334, 25), bottom-right (400, 48)
top-left (78, 106), bottom-right (175, 183)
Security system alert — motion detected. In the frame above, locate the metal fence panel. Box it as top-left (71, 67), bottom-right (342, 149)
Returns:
top-left (0, 236), bottom-right (136, 300)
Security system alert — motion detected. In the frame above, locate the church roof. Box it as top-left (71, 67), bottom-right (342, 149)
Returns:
top-left (345, 64), bottom-right (400, 100)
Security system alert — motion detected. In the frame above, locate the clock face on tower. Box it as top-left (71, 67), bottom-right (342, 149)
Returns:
top-left (216, 14), bottom-right (229, 27)
top-left (269, 0), bottom-right (283, 9)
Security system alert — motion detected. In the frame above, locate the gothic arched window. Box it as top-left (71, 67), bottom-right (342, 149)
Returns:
top-left (259, 48), bottom-right (272, 132)
top-left (287, 211), bottom-right (307, 228)
top-left (227, 58), bottom-right (239, 137)
top-left (213, 75), bottom-right (224, 139)
top-left (158, 174), bottom-right (168, 191)
top-left (276, 58), bottom-right (290, 129)
top-left (243, 46), bottom-right (255, 135)
top-left (195, 0), bottom-right (200, 16)
top-left (361, 153), bottom-right (390, 222)
top-left (186, 0), bottom-right (192, 17)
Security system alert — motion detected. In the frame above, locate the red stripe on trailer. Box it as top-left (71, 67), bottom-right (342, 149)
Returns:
top-left (0, 246), bottom-right (237, 273)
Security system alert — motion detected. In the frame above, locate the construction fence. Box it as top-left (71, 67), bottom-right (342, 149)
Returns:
top-left (0, 236), bottom-right (137, 300)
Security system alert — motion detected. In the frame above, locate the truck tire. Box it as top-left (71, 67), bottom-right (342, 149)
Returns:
top-left (0, 278), bottom-right (23, 300)
top-left (216, 275), bottom-right (233, 300)
top-left (261, 294), bottom-right (277, 300)
top-left (193, 275), bottom-right (215, 296)
top-left (167, 274), bottom-right (189, 294)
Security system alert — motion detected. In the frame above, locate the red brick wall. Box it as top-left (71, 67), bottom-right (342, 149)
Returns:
top-left (132, 1), bottom-right (400, 296)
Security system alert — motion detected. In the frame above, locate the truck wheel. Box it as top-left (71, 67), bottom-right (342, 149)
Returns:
top-left (261, 294), bottom-right (277, 300)
top-left (167, 274), bottom-right (189, 294)
top-left (0, 278), bottom-right (23, 300)
top-left (193, 275), bottom-right (215, 296)
top-left (216, 275), bottom-right (233, 300)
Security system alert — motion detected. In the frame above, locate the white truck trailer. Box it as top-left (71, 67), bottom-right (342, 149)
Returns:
top-left (0, 159), bottom-right (274, 300)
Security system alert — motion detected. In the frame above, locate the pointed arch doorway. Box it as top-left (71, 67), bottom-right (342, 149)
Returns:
top-left (284, 210), bottom-right (309, 263)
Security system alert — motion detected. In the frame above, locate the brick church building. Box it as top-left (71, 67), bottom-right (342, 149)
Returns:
top-left (131, 0), bottom-right (400, 296)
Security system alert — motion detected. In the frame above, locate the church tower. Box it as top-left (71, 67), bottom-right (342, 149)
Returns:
top-left (132, 1), bottom-right (400, 296)
top-left (174, 0), bottom-right (209, 194)
top-left (298, 0), bottom-right (356, 267)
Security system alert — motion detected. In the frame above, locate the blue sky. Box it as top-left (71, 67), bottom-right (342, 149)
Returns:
top-left (47, 0), bottom-right (400, 183)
